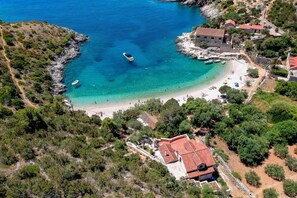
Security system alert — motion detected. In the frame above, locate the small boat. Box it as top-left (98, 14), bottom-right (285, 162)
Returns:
top-left (71, 80), bottom-right (79, 86)
top-left (204, 59), bottom-right (213, 64)
top-left (123, 52), bottom-right (134, 62)
top-left (197, 56), bottom-right (209, 61)
top-left (221, 61), bottom-right (226, 64)
top-left (214, 59), bottom-right (220, 63)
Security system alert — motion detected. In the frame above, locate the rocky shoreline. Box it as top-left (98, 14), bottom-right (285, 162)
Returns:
top-left (176, 33), bottom-right (240, 59)
top-left (48, 29), bottom-right (88, 95)
top-left (160, 0), bottom-right (220, 19)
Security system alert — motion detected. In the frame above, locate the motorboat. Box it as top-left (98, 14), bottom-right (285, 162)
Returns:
top-left (123, 52), bottom-right (134, 62)
top-left (214, 59), bottom-right (220, 63)
top-left (204, 59), bottom-right (213, 64)
top-left (221, 61), bottom-right (226, 64)
top-left (197, 56), bottom-right (209, 61)
top-left (72, 80), bottom-right (79, 86)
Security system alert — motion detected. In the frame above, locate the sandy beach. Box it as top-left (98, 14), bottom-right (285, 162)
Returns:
top-left (74, 59), bottom-right (250, 118)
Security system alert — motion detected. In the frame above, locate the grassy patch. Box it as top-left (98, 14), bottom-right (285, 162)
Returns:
top-left (251, 91), bottom-right (297, 112)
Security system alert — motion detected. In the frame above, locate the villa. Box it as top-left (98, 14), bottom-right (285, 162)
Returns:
top-left (156, 135), bottom-right (216, 181)
top-left (195, 27), bottom-right (225, 47)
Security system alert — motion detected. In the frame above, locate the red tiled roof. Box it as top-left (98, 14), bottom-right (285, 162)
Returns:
top-left (251, 25), bottom-right (264, 30)
top-left (159, 143), bottom-right (178, 164)
top-left (158, 135), bottom-right (215, 178)
top-left (188, 167), bottom-right (215, 179)
top-left (239, 24), bottom-right (264, 30)
top-left (225, 19), bottom-right (236, 25)
top-left (289, 56), bottom-right (297, 70)
top-left (195, 27), bottom-right (225, 38)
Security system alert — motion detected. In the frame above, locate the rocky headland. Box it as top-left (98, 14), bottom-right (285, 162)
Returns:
top-left (48, 30), bottom-right (88, 95)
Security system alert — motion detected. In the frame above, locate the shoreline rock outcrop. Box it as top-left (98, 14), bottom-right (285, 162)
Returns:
top-left (48, 30), bottom-right (88, 95)
top-left (160, 0), bottom-right (208, 7)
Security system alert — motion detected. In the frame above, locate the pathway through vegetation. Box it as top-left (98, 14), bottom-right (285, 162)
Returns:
top-left (0, 27), bottom-right (37, 109)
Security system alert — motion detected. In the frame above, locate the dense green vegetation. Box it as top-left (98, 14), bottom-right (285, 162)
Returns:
top-left (285, 155), bottom-right (297, 172)
top-left (275, 80), bottom-right (297, 100)
top-left (264, 164), bottom-right (285, 181)
top-left (0, 21), bottom-right (76, 110)
top-left (283, 179), bottom-right (297, 197)
top-left (263, 188), bottom-right (279, 198)
top-left (274, 144), bottom-right (288, 159)
top-left (268, 0), bottom-right (297, 31)
top-left (271, 68), bottom-right (288, 78)
top-left (245, 171), bottom-right (261, 187)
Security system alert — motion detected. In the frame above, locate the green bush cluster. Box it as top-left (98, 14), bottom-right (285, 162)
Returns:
top-left (245, 171), bottom-right (261, 187)
top-left (283, 179), bottom-right (297, 197)
top-left (264, 164), bottom-right (285, 181)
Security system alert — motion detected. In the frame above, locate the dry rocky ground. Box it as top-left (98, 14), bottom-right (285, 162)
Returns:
top-left (212, 136), bottom-right (297, 198)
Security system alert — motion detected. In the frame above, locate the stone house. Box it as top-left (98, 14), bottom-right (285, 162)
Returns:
top-left (195, 27), bottom-right (225, 47)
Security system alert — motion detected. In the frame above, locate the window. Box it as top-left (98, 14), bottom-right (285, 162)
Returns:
top-left (211, 37), bottom-right (214, 39)
top-left (219, 38), bottom-right (222, 40)
top-left (197, 36), bottom-right (200, 38)
top-left (204, 36), bottom-right (207, 39)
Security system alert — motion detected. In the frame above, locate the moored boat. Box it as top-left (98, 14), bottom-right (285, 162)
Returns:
top-left (197, 56), bottom-right (209, 61)
top-left (221, 61), bottom-right (226, 64)
top-left (72, 80), bottom-right (79, 86)
top-left (204, 59), bottom-right (213, 64)
top-left (214, 59), bottom-right (220, 63)
top-left (123, 52), bottom-right (134, 62)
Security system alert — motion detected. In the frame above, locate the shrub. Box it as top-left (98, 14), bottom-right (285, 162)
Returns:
top-left (248, 69), bottom-right (259, 78)
top-left (263, 188), bottom-right (279, 198)
top-left (232, 171), bottom-right (242, 181)
top-left (271, 68), bottom-right (288, 77)
top-left (294, 147), bottom-right (297, 155)
top-left (264, 164), bottom-right (285, 181)
top-left (245, 171), bottom-right (261, 187)
top-left (274, 144), bottom-right (288, 159)
top-left (285, 155), bottom-right (297, 172)
top-left (283, 179), bottom-right (297, 197)
top-left (19, 164), bottom-right (40, 179)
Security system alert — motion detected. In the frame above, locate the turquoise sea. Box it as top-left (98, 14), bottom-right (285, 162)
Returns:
top-left (0, 0), bottom-right (227, 106)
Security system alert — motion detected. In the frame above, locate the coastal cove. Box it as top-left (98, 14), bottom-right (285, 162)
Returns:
top-left (0, 0), bottom-right (231, 111)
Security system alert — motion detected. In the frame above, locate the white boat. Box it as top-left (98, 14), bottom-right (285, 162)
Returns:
top-left (221, 61), bottom-right (226, 64)
top-left (123, 52), bottom-right (134, 62)
top-left (214, 59), bottom-right (220, 63)
top-left (72, 80), bottom-right (79, 86)
top-left (197, 56), bottom-right (209, 61)
top-left (204, 59), bottom-right (213, 64)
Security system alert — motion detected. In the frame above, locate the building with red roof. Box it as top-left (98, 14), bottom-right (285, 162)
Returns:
top-left (238, 24), bottom-right (264, 34)
top-left (157, 135), bottom-right (215, 181)
top-left (289, 56), bottom-right (297, 70)
top-left (225, 19), bottom-right (236, 29)
top-left (286, 53), bottom-right (297, 82)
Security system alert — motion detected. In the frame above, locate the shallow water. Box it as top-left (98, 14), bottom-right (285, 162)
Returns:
top-left (0, 0), bottom-right (227, 105)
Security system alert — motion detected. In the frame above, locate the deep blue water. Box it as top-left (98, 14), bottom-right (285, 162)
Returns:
top-left (0, 0), bottom-right (226, 105)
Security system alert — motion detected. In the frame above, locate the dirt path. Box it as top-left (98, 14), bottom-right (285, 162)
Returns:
top-left (0, 27), bottom-right (37, 109)
top-left (240, 51), bottom-right (267, 103)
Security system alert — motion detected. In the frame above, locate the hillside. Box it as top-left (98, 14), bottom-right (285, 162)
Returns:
top-left (0, 21), bottom-right (87, 111)
top-left (0, 21), bottom-right (205, 197)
